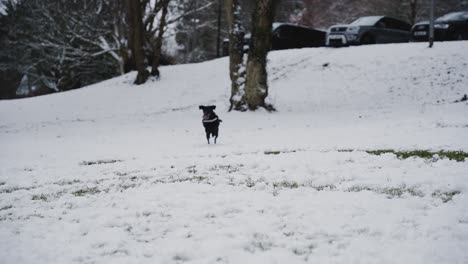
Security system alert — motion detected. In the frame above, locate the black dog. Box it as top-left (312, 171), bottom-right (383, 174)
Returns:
top-left (199, 105), bottom-right (222, 144)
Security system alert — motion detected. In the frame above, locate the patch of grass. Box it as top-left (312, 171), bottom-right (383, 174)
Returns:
top-left (453, 94), bottom-right (467, 103)
top-left (347, 186), bottom-right (373, 192)
top-left (172, 253), bottom-right (189, 262)
top-left (264, 150), bottom-right (281, 155)
top-left (32, 194), bottom-right (48, 201)
top-left (273, 181), bottom-right (300, 189)
top-left (272, 181), bottom-right (335, 191)
top-left (191, 176), bottom-right (207, 183)
top-left (72, 187), bottom-right (99, 196)
top-left (186, 165), bottom-right (197, 174)
top-left (405, 188), bottom-right (425, 197)
top-left (337, 149), bottom-right (354, 153)
top-left (292, 244), bottom-right (315, 257)
top-left (347, 185), bottom-right (424, 198)
top-left (56, 179), bottom-right (80, 186)
top-left (245, 233), bottom-right (273, 253)
top-left (0, 186), bottom-right (33, 194)
top-left (168, 176), bottom-right (208, 184)
top-left (380, 187), bottom-right (404, 197)
top-left (79, 159), bottom-right (123, 166)
top-left (432, 190), bottom-right (461, 203)
top-left (366, 149), bottom-right (468, 162)
top-left (210, 164), bottom-right (243, 173)
top-left (119, 183), bottom-right (137, 190)
top-left (245, 177), bottom-right (256, 188)
top-left (310, 184), bottom-right (336, 191)
top-left (264, 150), bottom-right (299, 155)
top-left (0, 205), bottom-right (13, 211)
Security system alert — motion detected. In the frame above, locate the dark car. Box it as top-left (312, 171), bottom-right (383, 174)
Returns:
top-left (222, 23), bottom-right (326, 56)
top-left (411, 11), bottom-right (468, 41)
top-left (327, 16), bottom-right (412, 46)
top-left (270, 23), bottom-right (326, 50)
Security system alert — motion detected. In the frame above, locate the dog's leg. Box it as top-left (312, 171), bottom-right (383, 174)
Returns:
top-left (206, 132), bottom-right (210, 144)
top-left (214, 130), bottom-right (218, 144)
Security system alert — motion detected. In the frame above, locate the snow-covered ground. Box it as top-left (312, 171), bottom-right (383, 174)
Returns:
top-left (1, 42), bottom-right (468, 263)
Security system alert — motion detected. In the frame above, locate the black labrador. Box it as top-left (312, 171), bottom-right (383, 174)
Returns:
top-left (199, 105), bottom-right (222, 144)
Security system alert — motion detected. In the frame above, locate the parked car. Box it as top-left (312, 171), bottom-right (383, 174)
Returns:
top-left (327, 16), bottom-right (412, 47)
top-left (222, 23), bottom-right (326, 56)
top-left (270, 23), bottom-right (326, 50)
top-left (411, 11), bottom-right (468, 41)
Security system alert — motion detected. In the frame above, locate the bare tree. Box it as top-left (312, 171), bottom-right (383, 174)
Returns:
top-left (127, 0), bottom-right (149, 84)
top-left (172, 0), bottom-right (222, 63)
top-left (150, 0), bottom-right (170, 77)
top-left (2, 0), bottom-right (234, 97)
top-left (226, 0), bottom-right (247, 111)
top-left (0, 0), bottom-right (125, 95)
top-left (407, 0), bottom-right (419, 24)
top-left (244, 0), bottom-right (277, 111)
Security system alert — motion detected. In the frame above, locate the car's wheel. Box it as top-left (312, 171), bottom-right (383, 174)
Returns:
top-left (361, 34), bottom-right (376, 45)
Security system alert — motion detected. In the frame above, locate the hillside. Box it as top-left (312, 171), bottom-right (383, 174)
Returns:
top-left (1, 42), bottom-right (468, 263)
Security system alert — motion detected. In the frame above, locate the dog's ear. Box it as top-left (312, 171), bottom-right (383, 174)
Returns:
top-left (199, 105), bottom-right (204, 110)
top-left (209, 105), bottom-right (216, 110)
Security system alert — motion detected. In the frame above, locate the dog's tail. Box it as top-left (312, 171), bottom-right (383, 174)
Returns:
top-left (219, 119), bottom-right (223, 122)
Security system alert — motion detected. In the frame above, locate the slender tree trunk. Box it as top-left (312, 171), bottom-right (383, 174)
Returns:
top-left (127, 0), bottom-right (148, 85)
top-left (429, 0), bottom-right (434, 48)
top-left (216, 0), bottom-right (222, 57)
top-left (244, 0), bottom-right (276, 111)
top-left (226, 0), bottom-right (247, 111)
top-left (409, 0), bottom-right (418, 24)
top-left (151, 0), bottom-right (169, 77)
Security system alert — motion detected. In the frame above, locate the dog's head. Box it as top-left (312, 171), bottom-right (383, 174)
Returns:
top-left (199, 105), bottom-right (216, 120)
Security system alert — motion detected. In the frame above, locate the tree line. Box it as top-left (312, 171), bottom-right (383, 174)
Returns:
top-left (0, 0), bottom-right (465, 104)
top-left (0, 0), bottom-right (227, 98)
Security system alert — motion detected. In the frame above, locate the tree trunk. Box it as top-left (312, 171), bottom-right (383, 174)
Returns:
top-left (127, 0), bottom-right (148, 85)
top-left (244, 0), bottom-right (276, 111)
top-left (226, 0), bottom-right (247, 111)
top-left (409, 0), bottom-right (418, 25)
top-left (216, 0), bottom-right (222, 57)
top-left (151, 0), bottom-right (170, 77)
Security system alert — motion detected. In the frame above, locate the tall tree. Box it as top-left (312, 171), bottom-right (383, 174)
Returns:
top-left (127, 0), bottom-right (149, 84)
top-left (244, 0), bottom-right (277, 111)
top-left (226, 0), bottom-right (247, 111)
top-left (407, 0), bottom-right (419, 24)
top-left (173, 0), bottom-right (222, 63)
top-left (151, 0), bottom-right (170, 77)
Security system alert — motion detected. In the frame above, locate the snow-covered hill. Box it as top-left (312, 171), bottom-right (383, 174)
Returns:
top-left (1, 42), bottom-right (468, 263)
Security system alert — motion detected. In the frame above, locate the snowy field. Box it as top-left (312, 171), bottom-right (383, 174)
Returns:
top-left (1, 42), bottom-right (468, 263)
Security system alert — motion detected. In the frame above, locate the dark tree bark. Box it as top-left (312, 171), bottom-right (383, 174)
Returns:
top-left (409, 0), bottom-right (418, 24)
top-left (127, 0), bottom-right (149, 84)
top-left (226, 0), bottom-right (247, 111)
top-left (151, 0), bottom-right (170, 77)
top-left (216, 0), bottom-right (222, 57)
top-left (244, 0), bottom-right (276, 111)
